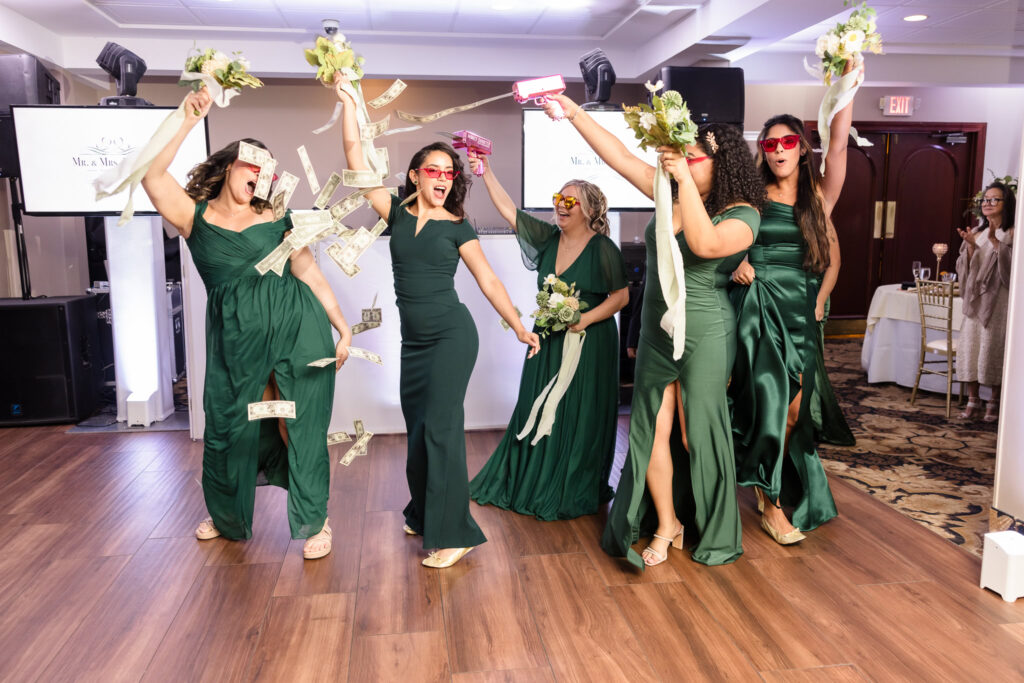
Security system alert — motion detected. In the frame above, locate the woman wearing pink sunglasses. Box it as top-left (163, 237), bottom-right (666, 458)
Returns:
top-left (728, 61), bottom-right (862, 544)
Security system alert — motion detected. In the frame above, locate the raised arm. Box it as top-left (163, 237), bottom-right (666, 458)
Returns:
top-left (544, 94), bottom-right (656, 200)
top-left (333, 75), bottom-right (392, 220)
top-left (660, 147), bottom-right (754, 257)
top-left (468, 152), bottom-right (517, 229)
top-left (820, 59), bottom-right (863, 213)
top-left (140, 89), bottom-right (213, 238)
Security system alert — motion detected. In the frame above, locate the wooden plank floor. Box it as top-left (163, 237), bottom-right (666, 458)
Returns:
top-left (0, 423), bottom-right (1022, 682)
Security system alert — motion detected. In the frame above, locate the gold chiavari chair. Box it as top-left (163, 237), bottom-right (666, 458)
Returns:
top-left (909, 279), bottom-right (959, 418)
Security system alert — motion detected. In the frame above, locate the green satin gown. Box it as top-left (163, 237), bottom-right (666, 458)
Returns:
top-left (602, 206), bottom-right (760, 568)
top-left (811, 297), bottom-right (856, 446)
top-left (186, 202), bottom-right (335, 541)
top-left (470, 211), bottom-right (628, 520)
top-left (728, 201), bottom-right (838, 531)
top-left (388, 201), bottom-right (487, 551)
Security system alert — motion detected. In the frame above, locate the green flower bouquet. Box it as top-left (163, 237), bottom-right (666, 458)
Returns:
top-left (623, 82), bottom-right (699, 151)
top-left (530, 274), bottom-right (589, 337)
top-left (305, 35), bottom-right (365, 86)
top-left (180, 48), bottom-right (263, 92)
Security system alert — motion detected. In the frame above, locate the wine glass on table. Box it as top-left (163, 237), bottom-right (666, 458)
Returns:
top-left (920, 266), bottom-right (931, 281)
top-left (912, 260), bottom-right (922, 282)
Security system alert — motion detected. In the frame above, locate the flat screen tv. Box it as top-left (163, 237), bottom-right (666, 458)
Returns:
top-left (11, 105), bottom-right (210, 216)
top-left (522, 108), bottom-right (656, 212)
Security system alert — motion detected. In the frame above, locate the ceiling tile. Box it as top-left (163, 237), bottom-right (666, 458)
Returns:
top-left (94, 3), bottom-right (199, 25)
top-left (185, 7), bottom-right (285, 27)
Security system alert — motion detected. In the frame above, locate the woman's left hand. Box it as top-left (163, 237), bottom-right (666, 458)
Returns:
top-left (657, 146), bottom-right (687, 182)
top-left (517, 329), bottom-right (541, 359)
top-left (334, 340), bottom-right (350, 371)
top-left (569, 313), bottom-right (590, 333)
top-left (814, 302), bottom-right (826, 322)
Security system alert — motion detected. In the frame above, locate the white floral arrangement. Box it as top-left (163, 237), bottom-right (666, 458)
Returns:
top-left (623, 81), bottom-right (699, 151)
top-left (530, 275), bottom-right (589, 337)
top-left (180, 47), bottom-right (263, 92)
top-left (809, 2), bottom-right (883, 85)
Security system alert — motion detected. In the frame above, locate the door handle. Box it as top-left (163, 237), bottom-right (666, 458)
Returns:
top-left (873, 201), bottom-right (884, 239)
top-left (885, 201), bottom-right (896, 239)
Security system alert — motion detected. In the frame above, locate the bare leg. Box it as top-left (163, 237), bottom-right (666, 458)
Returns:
top-left (642, 382), bottom-right (684, 565)
top-left (262, 373), bottom-right (288, 447)
top-left (960, 381), bottom-right (981, 418)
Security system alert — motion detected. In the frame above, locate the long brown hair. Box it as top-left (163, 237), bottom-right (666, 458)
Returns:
top-left (184, 139), bottom-right (273, 213)
top-left (756, 115), bottom-right (830, 273)
top-left (402, 142), bottom-right (471, 219)
top-left (558, 179), bottom-right (610, 235)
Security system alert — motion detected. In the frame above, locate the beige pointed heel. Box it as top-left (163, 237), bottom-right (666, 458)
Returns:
top-left (760, 516), bottom-right (805, 545)
top-left (422, 546), bottom-right (474, 568)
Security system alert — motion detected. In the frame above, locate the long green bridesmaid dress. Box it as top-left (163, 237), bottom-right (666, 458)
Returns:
top-left (470, 211), bottom-right (628, 520)
top-left (387, 201), bottom-right (487, 551)
top-left (602, 206), bottom-right (760, 568)
top-left (728, 201), bottom-right (838, 532)
top-left (810, 296), bottom-right (856, 446)
top-left (186, 202), bottom-right (336, 541)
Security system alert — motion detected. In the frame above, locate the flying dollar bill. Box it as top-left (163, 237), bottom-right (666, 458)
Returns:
top-left (327, 431), bottom-right (352, 446)
top-left (341, 423), bottom-right (373, 465)
top-left (247, 400), bottom-right (296, 421)
top-left (350, 320), bottom-right (380, 335)
top-left (368, 79), bottom-right (407, 109)
top-left (396, 91), bottom-right (512, 124)
top-left (306, 357), bottom-right (338, 368)
top-left (297, 145), bottom-right (320, 195)
top-left (360, 114), bottom-right (391, 141)
top-left (326, 243), bottom-right (360, 278)
top-left (238, 140), bottom-right (271, 166)
top-left (313, 172), bottom-right (342, 210)
top-left (271, 191), bottom-right (286, 221)
top-left (253, 158), bottom-right (277, 201)
top-left (342, 169), bottom-right (386, 188)
top-left (276, 171), bottom-right (299, 207)
top-left (348, 346), bottom-right (383, 365)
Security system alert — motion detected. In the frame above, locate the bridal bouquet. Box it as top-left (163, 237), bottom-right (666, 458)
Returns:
top-left (623, 82), bottom-right (699, 151)
top-left (305, 35), bottom-right (365, 86)
top-left (531, 275), bottom-right (589, 337)
top-left (180, 48), bottom-right (264, 92)
top-left (808, 2), bottom-right (883, 86)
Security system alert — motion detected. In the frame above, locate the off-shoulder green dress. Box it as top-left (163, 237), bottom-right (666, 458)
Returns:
top-left (186, 202), bottom-right (335, 541)
top-left (470, 211), bottom-right (628, 520)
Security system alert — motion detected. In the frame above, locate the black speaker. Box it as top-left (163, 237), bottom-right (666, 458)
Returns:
top-left (658, 66), bottom-right (744, 126)
top-left (0, 295), bottom-right (101, 425)
top-left (0, 53), bottom-right (61, 178)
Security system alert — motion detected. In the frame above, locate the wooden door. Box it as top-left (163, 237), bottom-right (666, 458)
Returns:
top-left (807, 122), bottom-right (985, 318)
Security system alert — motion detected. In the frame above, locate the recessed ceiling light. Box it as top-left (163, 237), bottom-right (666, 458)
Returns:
top-left (903, 14), bottom-right (928, 22)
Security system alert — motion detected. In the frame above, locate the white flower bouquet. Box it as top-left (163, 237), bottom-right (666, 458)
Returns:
top-left (531, 275), bottom-right (589, 337)
top-left (808, 2), bottom-right (883, 85)
top-left (180, 48), bottom-right (263, 92)
top-left (623, 81), bottom-right (699, 151)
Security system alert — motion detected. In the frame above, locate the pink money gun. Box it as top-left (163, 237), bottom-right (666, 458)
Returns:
top-left (513, 75), bottom-right (566, 118)
top-left (450, 130), bottom-right (492, 176)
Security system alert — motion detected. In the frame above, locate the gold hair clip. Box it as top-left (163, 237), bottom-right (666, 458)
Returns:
top-left (705, 131), bottom-right (719, 154)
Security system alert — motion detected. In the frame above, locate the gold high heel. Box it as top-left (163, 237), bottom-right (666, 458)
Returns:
top-left (642, 523), bottom-right (684, 566)
top-left (422, 546), bottom-right (474, 568)
top-left (403, 524), bottom-right (419, 536)
top-left (195, 518), bottom-right (221, 540)
top-left (760, 516), bottom-right (805, 545)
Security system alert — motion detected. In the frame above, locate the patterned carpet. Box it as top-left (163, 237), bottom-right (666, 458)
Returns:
top-left (819, 338), bottom-right (999, 556)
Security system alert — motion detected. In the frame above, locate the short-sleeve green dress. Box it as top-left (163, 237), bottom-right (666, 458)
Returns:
top-left (387, 201), bottom-right (487, 550)
top-left (470, 211), bottom-right (628, 520)
top-left (186, 202), bottom-right (335, 541)
top-left (728, 201), bottom-right (838, 531)
top-left (602, 206), bottom-right (760, 567)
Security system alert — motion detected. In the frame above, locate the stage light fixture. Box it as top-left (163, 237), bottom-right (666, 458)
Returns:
top-left (579, 48), bottom-right (616, 104)
top-left (96, 42), bottom-right (151, 106)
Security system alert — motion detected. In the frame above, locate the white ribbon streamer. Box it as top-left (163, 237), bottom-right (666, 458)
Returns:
top-left (804, 54), bottom-right (872, 174)
top-left (516, 330), bottom-right (586, 445)
top-left (653, 165), bottom-right (686, 360)
top-left (93, 72), bottom-right (239, 225)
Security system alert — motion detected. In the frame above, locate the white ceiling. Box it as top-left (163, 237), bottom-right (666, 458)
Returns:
top-left (1, 0), bottom-right (1022, 87)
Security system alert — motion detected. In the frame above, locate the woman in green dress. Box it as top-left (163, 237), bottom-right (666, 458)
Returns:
top-left (335, 79), bottom-right (540, 568)
top-left (466, 152), bottom-right (629, 520)
top-left (728, 64), bottom-right (859, 541)
top-left (141, 88), bottom-right (351, 560)
top-left (544, 95), bottom-right (764, 567)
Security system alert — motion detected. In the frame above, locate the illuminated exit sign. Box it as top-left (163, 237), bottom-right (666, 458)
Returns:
top-left (880, 95), bottom-right (918, 116)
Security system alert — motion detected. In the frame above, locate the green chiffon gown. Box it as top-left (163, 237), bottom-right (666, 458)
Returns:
top-left (602, 206), bottom-right (760, 568)
top-left (470, 211), bottom-right (628, 520)
top-left (186, 202), bottom-right (335, 541)
top-left (728, 201), bottom-right (838, 532)
top-left (388, 201), bottom-right (487, 551)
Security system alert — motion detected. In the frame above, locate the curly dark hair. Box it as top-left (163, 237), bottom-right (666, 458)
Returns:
top-left (184, 138), bottom-right (273, 213)
top-left (402, 142), bottom-right (471, 220)
top-left (756, 114), bottom-right (830, 273)
top-left (694, 122), bottom-right (767, 218)
top-left (979, 181), bottom-right (1016, 231)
